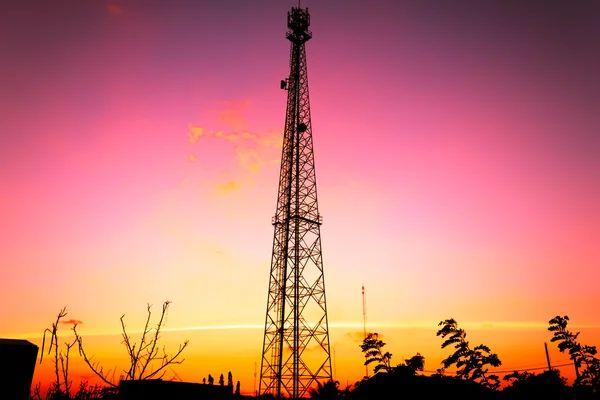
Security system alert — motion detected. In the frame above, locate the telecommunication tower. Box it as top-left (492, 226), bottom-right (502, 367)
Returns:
top-left (259, 7), bottom-right (332, 398)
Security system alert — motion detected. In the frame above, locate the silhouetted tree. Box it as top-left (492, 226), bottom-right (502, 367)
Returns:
top-left (502, 369), bottom-right (569, 399)
top-left (549, 315), bottom-right (600, 392)
top-left (208, 374), bottom-right (214, 385)
top-left (436, 318), bottom-right (502, 390)
top-left (34, 309), bottom-right (118, 400)
top-left (308, 380), bottom-right (341, 399)
top-left (73, 301), bottom-right (189, 387)
top-left (503, 370), bottom-right (535, 384)
top-left (360, 333), bottom-right (393, 374)
top-left (219, 374), bottom-right (224, 386)
top-left (39, 307), bottom-right (77, 399)
top-left (228, 371), bottom-right (233, 386)
top-left (404, 353), bottom-right (425, 374)
top-left (235, 381), bottom-right (241, 396)
top-left (393, 353), bottom-right (425, 378)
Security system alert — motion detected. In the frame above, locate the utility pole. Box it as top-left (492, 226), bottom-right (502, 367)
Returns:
top-left (544, 342), bottom-right (552, 370)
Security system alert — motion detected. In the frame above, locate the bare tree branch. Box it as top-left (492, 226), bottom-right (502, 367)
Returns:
top-left (73, 324), bottom-right (119, 388)
top-left (73, 301), bottom-right (188, 387)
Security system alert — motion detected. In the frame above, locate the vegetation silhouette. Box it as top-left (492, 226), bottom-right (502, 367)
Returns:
top-left (344, 317), bottom-right (599, 400)
top-left (38, 307), bottom-right (77, 398)
top-left (308, 379), bottom-right (343, 399)
top-left (31, 313), bottom-right (600, 399)
top-left (436, 318), bottom-right (502, 390)
top-left (32, 302), bottom-right (187, 399)
top-left (548, 315), bottom-right (600, 394)
top-left (73, 301), bottom-right (188, 388)
top-left (359, 333), bottom-right (393, 374)
top-left (502, 369), bottom-right (569, 399)
top-left (32, 307), bottom-right (116, 399)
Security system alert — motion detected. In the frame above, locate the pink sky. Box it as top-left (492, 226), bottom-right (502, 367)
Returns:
top-left (1, 0), bottom-right (599, 395)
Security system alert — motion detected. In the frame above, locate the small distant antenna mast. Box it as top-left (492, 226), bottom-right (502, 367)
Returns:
top-left (362, 285), bottom-right (369, 378)
top-left (362, 285), bottom-right (367, 337)
top-left (333, 347), bottom-right (337, 380)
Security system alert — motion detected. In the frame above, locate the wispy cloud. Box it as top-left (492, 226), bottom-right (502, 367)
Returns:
top-left (188, 101), bottom-right (282, 195)
top-left (212, 100), bottom-right (252, 131)
top-left (213, 181), bottom-right (243, 195)
top-left (188, 125), bottom-right (205, 144)
top-left (61, 319), bottom-right (83, 326)
top-left (235, 146), bottom-right (262, 174)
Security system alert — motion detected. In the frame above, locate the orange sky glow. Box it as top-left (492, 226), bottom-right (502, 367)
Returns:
top-left (1, 0), bottom-right (599, 397)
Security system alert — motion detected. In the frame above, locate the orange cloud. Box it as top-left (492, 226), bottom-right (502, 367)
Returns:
top-left (219, 109), bottom-right (248, 131)
top-left (106, 4), bottom-right (124, 16)
top-left (210, 100), bottom-right (252, 130)
top-left (234, 146), bottom-right (262, 174)
top-left (188, 125), bottom-right (205, 144)
top-left (187, 121), bottom-right (282, 194)
top-left (213, 181), bottom-right (243, 195)
top-left (61, 319), bottom-right (83, 326)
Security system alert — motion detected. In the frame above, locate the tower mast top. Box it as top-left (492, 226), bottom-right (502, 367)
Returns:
top-left (287, 7), bottom-right (311, 44)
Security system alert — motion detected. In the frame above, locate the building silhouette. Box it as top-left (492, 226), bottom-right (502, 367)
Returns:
top-left (0, 338), bottom-right (39, 400)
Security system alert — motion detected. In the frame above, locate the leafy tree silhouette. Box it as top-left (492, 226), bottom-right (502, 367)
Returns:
top-left (394, 353), bottom-right (425, 378)
top-left (503, 370), bottom-right (535, 384)
top-left (360, 333), bottom-right (393, 374)
top-left (436, 318), bottom-right (502, 390)
top-left (501, 368), bottom-right (576, 400)
top-left (549, 315), bottom-right (600, 393)
top-left (308, 379), bottom-right (341, 399)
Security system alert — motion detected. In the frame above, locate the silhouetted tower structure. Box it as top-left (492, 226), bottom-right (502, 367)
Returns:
top-left (259, 7), bottom-right (332, 399)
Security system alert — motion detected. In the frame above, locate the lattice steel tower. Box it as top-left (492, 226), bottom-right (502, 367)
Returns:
top-left (259, 7), bottom-right (332, 399)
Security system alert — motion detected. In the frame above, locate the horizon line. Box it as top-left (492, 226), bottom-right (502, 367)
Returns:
top-left (6, 319), bottom-right (600, 341)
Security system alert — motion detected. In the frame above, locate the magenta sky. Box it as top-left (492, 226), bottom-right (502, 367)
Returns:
top-left (1, 0), bottom-right (599, 393)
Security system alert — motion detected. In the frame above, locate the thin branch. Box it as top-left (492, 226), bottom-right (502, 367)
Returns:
top-left (144, 340), bottom-right (189, 380)
top-left (73, 324), bottom-right (118, 388)
top-left (120, 314), bottom-right (136, 380)
top-left (139, 301), bottom-right (170, 378)
top-left (40, 306), bottom-right (68, 395)
top-left (132, 303), bottom-right (154, 379)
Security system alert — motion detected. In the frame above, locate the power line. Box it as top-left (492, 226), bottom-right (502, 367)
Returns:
top-left (421, 362), bottom-right (574, 375)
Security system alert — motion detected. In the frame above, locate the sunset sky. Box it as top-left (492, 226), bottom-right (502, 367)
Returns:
top-left (1, 0), bottom-right (599, 395)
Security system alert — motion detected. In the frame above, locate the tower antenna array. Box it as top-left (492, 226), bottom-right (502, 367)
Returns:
top-left (259, 7), bottom-right (332, 399)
